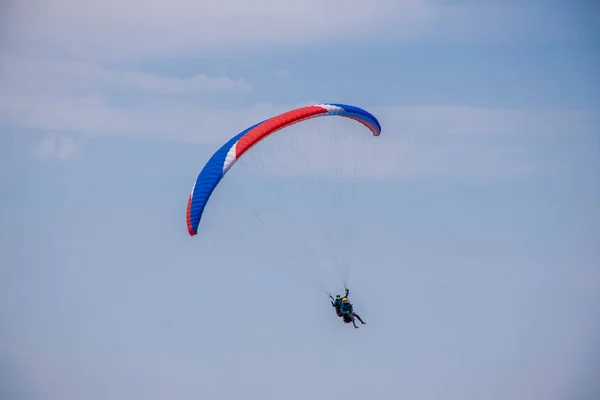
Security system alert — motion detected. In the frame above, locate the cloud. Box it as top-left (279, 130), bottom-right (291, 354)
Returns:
top-left (1, 47), bottom-right (596, 178)
top-left (1, 8), bottom-right (597, 180)
top-left (3, 0), bottom-right (438, 58)
top-left (3, 1), bottom-right (583, 61)
top-left (7, 87), bottom-right (598, 180)
top-left (0, 52), bottom-right (252, 96)
top-left (2, 63), bottom-right (596, 144)
top-left (0, 52), bottom-right (253, 138)
top-left (276, 69), bottom-right (291, 79)
top-left (377, 106), bottom-right (600, 137)
top-left (31, 136), bottom-right (77, 161)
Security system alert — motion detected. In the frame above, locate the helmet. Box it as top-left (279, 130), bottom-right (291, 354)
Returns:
top-left (342, 297), bottom-right (348, 303)
top-left (336, 294), bottom-right (341, 298)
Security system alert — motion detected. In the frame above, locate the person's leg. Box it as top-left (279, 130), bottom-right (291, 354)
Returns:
top-left (346, 313), bottom-right (359, 328)
top-left (352, 311), bottom-right (366, 324)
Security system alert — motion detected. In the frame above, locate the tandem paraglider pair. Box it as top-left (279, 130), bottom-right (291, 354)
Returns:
top-left (330, 288), bottom-right (366, 329)
top-left (184, 104), bottom-right (381, 328)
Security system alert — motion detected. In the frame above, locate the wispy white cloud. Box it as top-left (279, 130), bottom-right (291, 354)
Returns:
top-left (1, 44), bottom-right (597, 176)
top-left (3, 1), bottom-right (579, 61)
top-left (377, 106), bottom-right (600, 137)
top-left (0, 52), bottom-right (252, 96)
top-left (2, 53), bottom-right (595, 143)
top-left (3, 70), bottom-right (596, 144)
top-left (1, 0), bottom-right (596, 178)
top-left (4, 0), bottom-right (438, 59)
top-left (30, 136), bottom-right (77, 161)
top-left (5, 79), bottom-right (597, 179)
top-left (0, 52), bottom-right (253, 138)
top-left (276, 69), bottom-right (292, 79)
top-left (1, 48), bottom-right (596, 179)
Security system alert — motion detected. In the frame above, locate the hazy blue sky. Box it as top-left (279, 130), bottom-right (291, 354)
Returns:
top-left (1, 1), bottom-right (599, 399)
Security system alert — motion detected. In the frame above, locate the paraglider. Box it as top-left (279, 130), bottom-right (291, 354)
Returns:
top-left (330, 288), bottom-right (348, 317)
top-left (185, 103), bottom-right (381, 329)
top-left (330, 288), bottom-right (366, 328)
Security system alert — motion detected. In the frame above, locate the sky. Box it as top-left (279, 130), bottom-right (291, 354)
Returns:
top-left (1, 0), bottom-right (599, 399)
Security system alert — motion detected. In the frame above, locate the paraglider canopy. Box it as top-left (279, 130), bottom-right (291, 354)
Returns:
top-left (186, 103), bottom-right (381, 236)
